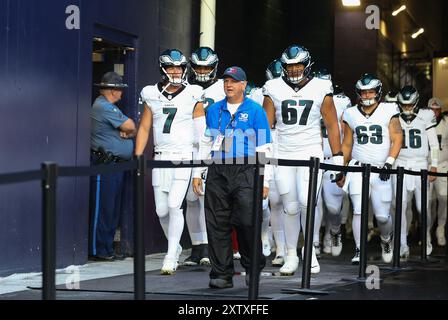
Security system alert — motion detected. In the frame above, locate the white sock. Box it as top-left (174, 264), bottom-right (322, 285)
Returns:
top-left (262, 207), bottom-right (271, 244)
top-left (270, 208), bottom-right (286, 255)
top-left (353, 214), bottom-right (361, 249)
top-left (186, 199), bottom-right (207, 245)
top-left (377, 216), bottom-right (392, 240)
top-left (159, 215), bottom-right (169, 239)
top-left (166, 207), bottom-right (184, 259)
top-left (285, 214), bottom-right (301, 256)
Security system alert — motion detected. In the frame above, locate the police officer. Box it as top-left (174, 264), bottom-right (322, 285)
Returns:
top-left (89, 72), bottom-right (136, 261)
top-left (193, 66), bottom-right (272, 288)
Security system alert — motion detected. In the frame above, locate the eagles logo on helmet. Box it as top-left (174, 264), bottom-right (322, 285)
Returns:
top-left (266, 59), bottom-right (283, 81)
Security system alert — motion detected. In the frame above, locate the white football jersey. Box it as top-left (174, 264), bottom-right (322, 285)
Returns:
top-left (398, 109), bottom-right (437, 163)
top-left (322, 94), bottom-right (351, 158)
top-left (263, 77), bottom-right (333, 155)
top-left (343, 102), bottom-right (400, 167)
top-left (433, 114), bottom-right (448, 164)
top-left (140, 83), bottom-right (203, 153)
top-left (248, 87), bottom-right (265, 106)
top-left (202, 79), bottom-right (226, 112)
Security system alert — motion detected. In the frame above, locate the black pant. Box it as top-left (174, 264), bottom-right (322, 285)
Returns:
top-left (204, 164), bottom-right (266, 281)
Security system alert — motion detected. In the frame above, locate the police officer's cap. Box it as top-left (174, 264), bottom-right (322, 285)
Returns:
top-left (94, 72), bottom-right (128, 89)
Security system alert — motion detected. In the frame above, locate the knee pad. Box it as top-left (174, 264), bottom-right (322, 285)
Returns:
top-left (284, 202), bottom-right (300, 216)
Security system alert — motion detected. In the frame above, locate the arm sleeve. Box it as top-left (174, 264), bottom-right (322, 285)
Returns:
top-left (193, 112), bottom-right (213, 179)
top-left (427, 127), bottom-right (440, 167)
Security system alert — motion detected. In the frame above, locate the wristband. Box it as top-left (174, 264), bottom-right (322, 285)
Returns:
top-left (385, 156), bottom-right (395, 166)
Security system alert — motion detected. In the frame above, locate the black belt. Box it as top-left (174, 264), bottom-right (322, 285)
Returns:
top-left (91, 149), bottom-right (127, 163)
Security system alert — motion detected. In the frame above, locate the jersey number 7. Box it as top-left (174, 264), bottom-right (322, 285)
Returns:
top-left (281, 100), bottom-right (313, 125)
top-left (163, 108), bottom-right (178, 133)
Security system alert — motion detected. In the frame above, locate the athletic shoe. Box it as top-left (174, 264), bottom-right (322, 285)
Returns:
top-left (351, 248), bottom-right (360, 265)
top-left (330, 229), bottom-right (343, 257)
top-left (279, 255), bottom-right (299, 276)
top-left (381, 236), bottom-right (393, 263)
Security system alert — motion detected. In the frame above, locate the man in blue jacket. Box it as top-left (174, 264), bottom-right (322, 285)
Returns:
top-left (193, 66), bottom-right (272, 289)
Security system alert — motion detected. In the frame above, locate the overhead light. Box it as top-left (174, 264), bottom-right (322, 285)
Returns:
top-left (411, 28), bottom-right (424, 39)
top-left (392, 5), bottom-right (406, 16)
top-left (439, 58), bottom-right (448, 65)
top-left (342, 0), bottom-right (361, 7)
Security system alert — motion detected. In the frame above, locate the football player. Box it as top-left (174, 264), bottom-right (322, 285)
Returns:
top-left (263, 45), bottom-right (343, 275)
top-left (135, 49), bottom-right (206, 275)
top-left (338, 73), bottom-right (403, 264)
top-left (428, 98), bottom-right (448, 247)
top-left (320, 80), bottom-right (352, 257)
top-left (393, 85), bottom-right (439, 259)
top-left (182, 47), bottom-right (224, 266)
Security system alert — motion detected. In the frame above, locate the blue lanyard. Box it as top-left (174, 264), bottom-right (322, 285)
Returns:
top-left (218, 108), bottom-right (238, 135)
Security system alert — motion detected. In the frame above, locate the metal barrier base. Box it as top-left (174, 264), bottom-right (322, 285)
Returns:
top-left (281, 288), bottom-right (330, 295)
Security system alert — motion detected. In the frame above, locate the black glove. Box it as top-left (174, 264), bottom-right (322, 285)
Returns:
top-left (379, 163), bottom-right (393, 181)
top-left (330, 171), bottom-right (345, 183)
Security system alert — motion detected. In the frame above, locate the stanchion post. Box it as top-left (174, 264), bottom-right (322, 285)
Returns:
top-left (446, 171), bottom-right (448, 257)
top-left (301, 157), bottom-right (320, 289)
top-left (359, 164), bottom-right (371, 280)
top-left (249, 154), bottom-right (264, 300)
top-left (134, 155), bottom-right (146, 300)
top-left (421, 169), bottom-right (428, 261)
top-left (42, 162), bottom-right (58, 300)
top-left (393, 166), bottom-right (404, 269)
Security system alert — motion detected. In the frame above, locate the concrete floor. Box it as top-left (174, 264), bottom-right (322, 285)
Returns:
top-left (1, 237), bottom-right (447, 300)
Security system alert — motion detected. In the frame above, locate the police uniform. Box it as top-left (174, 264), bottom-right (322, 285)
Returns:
top-left (90, 95), bottom-right (133, 259)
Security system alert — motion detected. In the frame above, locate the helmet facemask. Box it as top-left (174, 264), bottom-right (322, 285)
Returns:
top-left (398, 86), bottom-right (419, 117)
top-left (190, 47), bottom-right (219, 84)
top-left (355, 74), bottom-right (382, 108)
top-left (280, 45), bottom-right (313, 85)
top-left (159, 49), bottom-right (188, 86)
top-left (191, 63), bottom-right (218, 84)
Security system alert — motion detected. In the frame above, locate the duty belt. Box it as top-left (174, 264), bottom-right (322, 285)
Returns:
top-left (91, 149), bottom-right (127, 163)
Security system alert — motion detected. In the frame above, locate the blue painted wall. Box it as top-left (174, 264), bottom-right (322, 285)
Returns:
top-left (0, 0), bottom-right (164, 276)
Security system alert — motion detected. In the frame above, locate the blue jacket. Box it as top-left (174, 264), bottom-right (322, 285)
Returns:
top-left (205, 97), bottom-right (271, 159)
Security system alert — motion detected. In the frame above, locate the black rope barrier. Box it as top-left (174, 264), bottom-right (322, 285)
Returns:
top-left (1, 155), bottom-right (447, 301)
top-left (0, 170), bottom-right (43, 185)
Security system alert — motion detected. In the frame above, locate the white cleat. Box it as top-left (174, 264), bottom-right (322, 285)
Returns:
top-left (323, 234), bottom-right (331, 254)
top-left (301, 247), bottom-right (320, 274)
top-left (351, 248), bottom-right (360, 265)
top-left (381, 236), bottom-right (393, 263)
top-left (161, 256), bottom-right (178, 275)
top-left (427, 233), bottom-right (433, 256)
top-left (400, 244), bottom-right (410, 260)
top-left (279, 255), bottom-right (299, 276)
top-left (436, 226), bottom-right (446, 247)
top-left (330, 230), bottom-right (343, 257)
top-left (262, 241), bottom-right (272, 257)
top-left (271, 255), bottom-right (285, 267)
